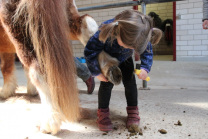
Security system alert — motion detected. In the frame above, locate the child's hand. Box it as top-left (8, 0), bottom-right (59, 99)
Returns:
top-left (96, 74), bottom-right (108, 82)
top-left (203, 20), bottom-right (208, 29)
top-left (137, 69), bottom-right (148, 80)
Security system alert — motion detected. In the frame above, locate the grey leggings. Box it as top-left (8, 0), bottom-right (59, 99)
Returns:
top-left (74, 58), bottom-right (91, 81)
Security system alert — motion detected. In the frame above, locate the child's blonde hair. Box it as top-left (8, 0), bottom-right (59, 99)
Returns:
top-left (99, 10), bottom-right (162, 54)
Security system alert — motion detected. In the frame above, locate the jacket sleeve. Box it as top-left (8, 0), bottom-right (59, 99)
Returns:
top-left (140, 42), bottom-right (153, 73)
top-left (203, 0), bottom-right (208, 21)
top-left (84, 31), bottom-right (105, 76)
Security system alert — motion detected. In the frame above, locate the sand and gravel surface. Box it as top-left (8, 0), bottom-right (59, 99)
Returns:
top-left (0, 61), bottom-right (208, 139)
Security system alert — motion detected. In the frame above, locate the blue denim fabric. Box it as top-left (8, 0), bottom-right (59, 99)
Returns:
top-left (74, 58), bottom-right (91, 81)
top-left (84, 19), bottom-right (153, 76)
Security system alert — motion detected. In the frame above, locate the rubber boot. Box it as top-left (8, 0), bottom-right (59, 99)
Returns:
top-left (126, 106), bottom-right (140, 128)
top-left (97, 108), bottom-right (113, 131)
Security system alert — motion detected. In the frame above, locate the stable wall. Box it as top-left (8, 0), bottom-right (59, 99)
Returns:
top-left (72, 0), bottom-right (208, 61)
top-left (176, 0), bottom-right (208, 61)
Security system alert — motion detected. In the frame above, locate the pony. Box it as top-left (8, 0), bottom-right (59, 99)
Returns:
top-left (0, 0), bottom-right (121, 134)
top-left (68, 4), bottom-right (122, 85)
top-left (0, 23), bottom-right (37, 98)
top-left (0, 0), bottom-right (79, 134)
top-left (148, 12), bottom-right (162, 29)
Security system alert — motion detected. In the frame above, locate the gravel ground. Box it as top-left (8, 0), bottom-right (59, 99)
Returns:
top-left (0, 61), bottom-right (208, 139)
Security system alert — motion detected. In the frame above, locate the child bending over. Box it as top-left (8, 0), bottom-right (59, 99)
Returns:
top-left (84, 10), bottom-right (162, 131)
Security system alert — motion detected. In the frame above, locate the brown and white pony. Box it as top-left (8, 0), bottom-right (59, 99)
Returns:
top-left (68, 3), bottom-right (122, 85)
top-left (0, 0), bottom-right (80, 134)
top-left (0, 0), bottom-right (121, 134)
top-left (0, 23), bottom-right (37, 98)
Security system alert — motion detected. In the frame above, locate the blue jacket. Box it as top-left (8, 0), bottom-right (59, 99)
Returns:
top-left (84, 19), bottom-right (153, 77)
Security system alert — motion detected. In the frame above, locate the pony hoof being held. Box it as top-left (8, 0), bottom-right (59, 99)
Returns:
top-left (107, 65), bottom-right (122, 85)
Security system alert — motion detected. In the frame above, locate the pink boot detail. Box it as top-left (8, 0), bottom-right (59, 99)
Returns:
top-left (126, 106), bottom-right (140, 128)
top-left (97, 108), bottom-right (113, 131)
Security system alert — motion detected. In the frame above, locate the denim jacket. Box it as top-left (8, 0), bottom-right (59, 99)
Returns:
top-left (84, 19), bottom-right (153, 77)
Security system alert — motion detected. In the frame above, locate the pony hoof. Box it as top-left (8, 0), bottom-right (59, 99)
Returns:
top-left (38, 123), bottom-right (60, 135)
top-left (27, 90), bottom-right (39, 97)
top-left (36, 125), bottom-right (53, 134)
top-left (38, 113), bottom-right (62, 135)
top-left (108, 66), bottom-right (122, 85)
top-left (0, 89), bottom-right (15, 99)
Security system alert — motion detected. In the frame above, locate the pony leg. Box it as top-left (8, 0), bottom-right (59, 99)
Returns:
top-left (24, 67), bottom-right (38, 96)
top-left (0, 53), bottom-right (17, 99)
top-left (98, 51), bottom-right (122, 85)
top-left (28, 63), bottom-right (62, 134)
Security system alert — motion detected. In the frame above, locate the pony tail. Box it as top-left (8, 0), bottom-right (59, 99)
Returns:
top-left (26, 0), bottom-right (80, 122)
top-left (99, 22), bottom-right (118, 43)
top-left (151, 28), bottom-right (163, 45)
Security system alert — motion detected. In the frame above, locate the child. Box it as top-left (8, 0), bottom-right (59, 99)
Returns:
top-left (84, 10), bottom-right (162, 131)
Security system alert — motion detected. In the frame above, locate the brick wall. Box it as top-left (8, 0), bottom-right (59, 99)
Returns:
top-left (140, 2), bottom-right (173, 20)
top-left (176, 0), bottom-right (208, 61)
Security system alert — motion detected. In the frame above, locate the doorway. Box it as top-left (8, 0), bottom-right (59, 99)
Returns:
top-left (138, 2), bottom-right (175, 61)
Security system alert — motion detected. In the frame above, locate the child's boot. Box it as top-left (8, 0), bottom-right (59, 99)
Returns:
top-left (126, 106), bottom-right (140, 128)
top-left (97, 108), bottom-right (113, 131)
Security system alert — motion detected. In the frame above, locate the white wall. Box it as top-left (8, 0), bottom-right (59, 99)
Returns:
top-left (176, 0), bottom-right (208, 61)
